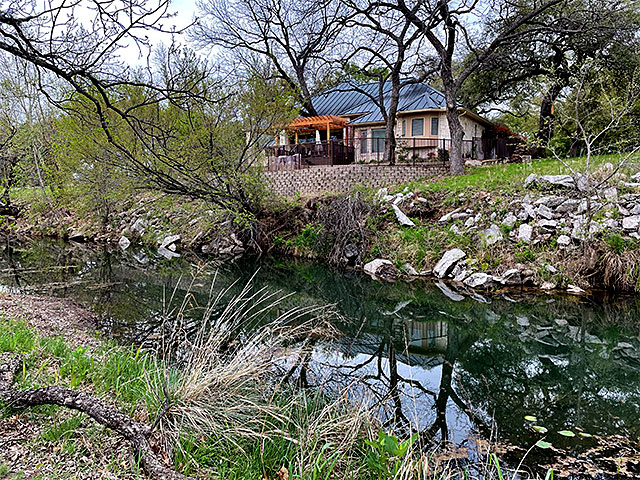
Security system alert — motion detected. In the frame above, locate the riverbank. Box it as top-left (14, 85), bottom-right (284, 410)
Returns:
top-left (0, 293), bottom-right (379, 480)
top-left (7, 154), bottom-right (640, 293)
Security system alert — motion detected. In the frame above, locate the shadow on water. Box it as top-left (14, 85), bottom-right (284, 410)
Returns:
top-left (2, 239), bottom-right (640, 476)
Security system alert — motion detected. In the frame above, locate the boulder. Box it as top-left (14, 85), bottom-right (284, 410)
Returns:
top-left (118, 236), bottom-right (131, 250)
top-left (536, 219), bottom-right (557, 233)
top-left (433, 249), bottom-right (466, 278)
top-left (159, 234), bottom-right (181, 249)
top-left (464, 272), bottom-right (498, 289)
top-left (452, 267), bottom-right (470, 283)
top-left (517, 223), bottom-right (533, 243)
top-left (392, 205), bottom-right (415, 227)
top-left (555, 199), bottom-right (580, 214)
top-left (524, 173), bottom-right (538, 188)
top-left (522, 203), bottom-right (536, 220)
top-left (363, 259), bottom-right (399, 280)
top-left (537, 174), bottom-right (583, 190)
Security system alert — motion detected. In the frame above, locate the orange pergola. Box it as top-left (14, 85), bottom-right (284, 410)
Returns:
top-left (287, 115), bottom-right (350, 144)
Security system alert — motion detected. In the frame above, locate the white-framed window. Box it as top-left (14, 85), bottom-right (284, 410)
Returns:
top-left (401, 119), bottom-right (406, 137)
top-left (360, 129), bottom-right (368, 154)
top-left (430, 117), bottom-right (439, 136)
top-left (411, 118), bottom-right (424, 136)
top-left (372, 128), bottom-right (386, 153)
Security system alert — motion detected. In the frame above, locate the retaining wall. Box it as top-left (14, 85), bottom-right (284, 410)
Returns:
top-left (264, 163), bottom-right (448, 197)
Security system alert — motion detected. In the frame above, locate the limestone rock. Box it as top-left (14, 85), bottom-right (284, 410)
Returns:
top-left (481, 224), bottom-right (503, 246)
top-left (536, 204), bottom-right (555, 220)
top-left (603, 187), bottom-right (618, 202)
top-left (622, 215), bottom-right (640, 231)
top-left (438, 208), bottom-right (461, 223)
top-left (131, 218), bottom-right (146, 235)
top-left (158, 246), bottom-right (180, 259)
top-left (118, 236), bottom-right (131, 250)
top-left (433, 249), bottom-right (466, 278)
top-left (501, 212), bottom-right (517, 228)
top-left (464, 272), bottom-right (498, 289)
top-left (517, 223), bottom-right (533, 243)
top-left (364, 259), bottom-right (399, 280)
top-left (501, 269), bottom-right (522, 286)
top-left (392, 204), bottom-right (415, 227)
top-left (159, 234), bottom-right (181, 249)
top-left (557, 235), bottom-right (571, 247)
top-left (402, 263), bottom-right (419, 276)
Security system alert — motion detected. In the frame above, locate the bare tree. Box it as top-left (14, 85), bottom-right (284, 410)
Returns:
top-left (195, 0), bottom-right (346, 116)
top-left (382, 0), bottom-right (570, 175)
top-left (461, 0), bottom-right (639, 148)
top-left (339, 0), bottom-right (438, 164)
top-left (0, 1), bottom-right (290, 219)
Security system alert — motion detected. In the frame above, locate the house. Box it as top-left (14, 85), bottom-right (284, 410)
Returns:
top-left (267, 81), bottom-right (504, 170)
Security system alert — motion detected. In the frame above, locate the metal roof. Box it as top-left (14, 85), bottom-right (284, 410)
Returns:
top-left (308, 81), bottom-right (449, 125)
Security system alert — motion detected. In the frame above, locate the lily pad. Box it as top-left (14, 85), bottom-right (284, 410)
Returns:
top-left (532, 425), bottom-right (548, 434)
top-left (558, 430), bottom-right (575, 437)
top-left (536, 440), bottom-right (552, 449)
top-left (524, 415), bottom-right (537, 422)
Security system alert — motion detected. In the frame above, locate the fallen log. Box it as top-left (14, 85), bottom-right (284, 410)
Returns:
top-left (0, 353), bottom-right (190, 480)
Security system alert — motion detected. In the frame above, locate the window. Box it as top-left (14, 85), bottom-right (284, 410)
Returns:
top-left (411, 118), bottom-right (424, 136)
top-left (372, 129), bottom-right (386, 153)
top-left (401, 119), bottom-right (406, 137)
top-left (360, 130), bottom-right (367, 154)
top-left (431, 117), bottom-right (439, 136)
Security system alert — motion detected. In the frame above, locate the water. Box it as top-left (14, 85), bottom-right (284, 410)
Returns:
top-left (2, 240), bottom-right (640, 474)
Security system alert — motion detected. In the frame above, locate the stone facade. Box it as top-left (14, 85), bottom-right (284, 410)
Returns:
top-left (264, 163), bottom-right (448, 197)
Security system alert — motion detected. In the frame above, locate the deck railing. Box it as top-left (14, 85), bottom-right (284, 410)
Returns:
top-left (266, 137), bottom-right (519, 171)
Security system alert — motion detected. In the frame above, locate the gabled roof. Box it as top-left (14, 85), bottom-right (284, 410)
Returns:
top-left (307, 81), bottom-right (490, 126)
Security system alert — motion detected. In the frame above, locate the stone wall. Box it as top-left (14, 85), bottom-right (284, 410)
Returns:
top-left (264, 163), bottom-right (448, 197)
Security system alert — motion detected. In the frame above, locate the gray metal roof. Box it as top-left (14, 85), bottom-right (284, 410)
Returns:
top-left (309, 81), bottom-right (447, 125)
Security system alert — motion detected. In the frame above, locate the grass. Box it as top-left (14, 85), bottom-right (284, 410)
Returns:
top-left (401, 154), bottom-right (638, 196)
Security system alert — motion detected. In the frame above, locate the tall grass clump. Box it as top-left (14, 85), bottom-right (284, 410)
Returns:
top-left (144, 274), bottom-right (375, 478)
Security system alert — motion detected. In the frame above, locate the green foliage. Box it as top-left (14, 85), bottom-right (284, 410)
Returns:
top-left (295, 224), bottom-right (323, 249)
top-left (365, 430), bottom-right (417, 479)
top-left (515, 246), bottom-right (537, 263)
top-left (41, 414), bottom-right (84, 442)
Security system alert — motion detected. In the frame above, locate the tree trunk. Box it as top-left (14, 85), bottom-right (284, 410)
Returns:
top-left (383, 80), bottom-right (401, 165)
top-left (537, 88), bottom-right (556, 145)
top-left (0, 354), bottom-right (191, 480)
top-left (445, 92), bottom-right (465, 175)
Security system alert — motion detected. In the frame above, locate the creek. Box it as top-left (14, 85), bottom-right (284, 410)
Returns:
top-left (1, 240), bottom-right (639, 476)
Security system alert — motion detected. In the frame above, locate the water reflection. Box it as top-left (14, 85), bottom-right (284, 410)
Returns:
top-left (1, 240), bottom-right (640, 462)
